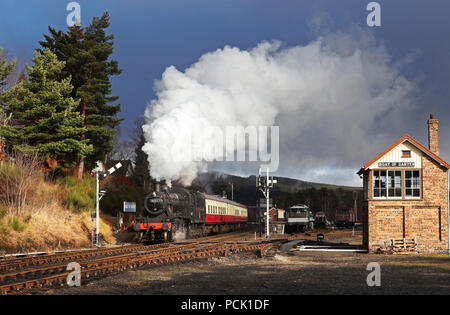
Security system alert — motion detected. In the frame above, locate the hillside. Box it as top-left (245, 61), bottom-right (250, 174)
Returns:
top-left (188, 172), bottom-right (363, 212)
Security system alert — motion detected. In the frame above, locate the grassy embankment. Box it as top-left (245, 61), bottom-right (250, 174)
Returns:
top-left (0, 162), bottom-right (115, 254)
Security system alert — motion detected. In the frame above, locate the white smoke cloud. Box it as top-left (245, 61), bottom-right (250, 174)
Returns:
top-left (143, 30), bottom-right (414, 186)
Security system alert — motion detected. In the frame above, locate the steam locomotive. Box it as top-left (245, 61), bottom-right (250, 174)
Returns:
top-left (133, 185), bottom-right (248, 242)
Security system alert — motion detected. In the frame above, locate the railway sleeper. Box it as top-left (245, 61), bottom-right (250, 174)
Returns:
top-left (0, 240), bottom-right (282, 294)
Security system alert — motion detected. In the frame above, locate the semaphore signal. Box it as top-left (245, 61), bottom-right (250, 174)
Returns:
top-left (256, 168), bottom-right (277, 238)
top-left (93, 162), bottom-right (122, 246)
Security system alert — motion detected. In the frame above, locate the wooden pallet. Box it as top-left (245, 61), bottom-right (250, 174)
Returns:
top-left (390, 238), bottom-right (417, 252)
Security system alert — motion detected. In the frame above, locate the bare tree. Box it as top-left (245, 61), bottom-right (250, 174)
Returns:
top-left (107, 126), bottom-right (136, 162)
top-left (107, 116), bottom-right (146, 163)
top-left (0, 150), bottom-right (42, 216)
top-left (0, 49), bottom-right (26, 92)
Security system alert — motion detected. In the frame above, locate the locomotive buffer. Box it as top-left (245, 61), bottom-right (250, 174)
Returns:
top-left (257, 168), bottom-right (277, 238)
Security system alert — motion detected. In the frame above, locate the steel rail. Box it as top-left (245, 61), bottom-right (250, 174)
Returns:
top-left (0, 241), bottom-right (273, 294)
top-left (0, 243), bottom-right (164, 273)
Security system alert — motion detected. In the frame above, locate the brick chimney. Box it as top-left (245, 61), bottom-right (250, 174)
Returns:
top-left (428, 114), bottom-right (439, 155)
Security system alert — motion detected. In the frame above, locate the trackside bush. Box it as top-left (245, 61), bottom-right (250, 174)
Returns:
top-left (58, 176), bottom-right (95, 212)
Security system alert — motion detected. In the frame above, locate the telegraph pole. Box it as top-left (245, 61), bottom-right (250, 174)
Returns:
top-left (256, 168), bottom-right (276, 238)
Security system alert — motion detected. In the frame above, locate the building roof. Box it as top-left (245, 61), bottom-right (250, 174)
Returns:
top-left (357, 134), bottom-right (450, 175)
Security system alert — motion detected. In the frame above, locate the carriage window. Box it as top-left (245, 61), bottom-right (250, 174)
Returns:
top-left (405, 170), bottom-right (421, 198)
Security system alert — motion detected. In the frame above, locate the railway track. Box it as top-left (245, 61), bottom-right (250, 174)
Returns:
top-left (0, 230), bottom-right (350, 294)
top-left (0, 232), bottom-right (284, 295)
top-left (0, 243), bottom-right (160, 273)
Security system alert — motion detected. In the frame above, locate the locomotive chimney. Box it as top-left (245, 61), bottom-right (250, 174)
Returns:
top-left (154, 181), bottom-right (160, 192)
top-left (428, 114), bottom-right (439, 155)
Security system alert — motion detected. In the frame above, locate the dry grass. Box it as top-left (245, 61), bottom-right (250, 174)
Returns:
top-left (0, 177), bottom-right (115, 255)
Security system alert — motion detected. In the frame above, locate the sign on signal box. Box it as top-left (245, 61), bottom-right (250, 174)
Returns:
top-left (123, 201), bottom-right (136, 213)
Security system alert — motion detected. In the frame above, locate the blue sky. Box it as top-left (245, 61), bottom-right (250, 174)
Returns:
top-left (1, 0), bottom-right (449, 185)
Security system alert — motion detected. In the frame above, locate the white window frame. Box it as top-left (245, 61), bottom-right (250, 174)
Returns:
top-left (405, 169), bottom-right (421, 199)
top-left (373, 169), bottom-right (389, 199)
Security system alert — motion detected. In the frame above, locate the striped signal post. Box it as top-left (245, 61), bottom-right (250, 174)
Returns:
top-left (94, 162), bottom-right (122, 246)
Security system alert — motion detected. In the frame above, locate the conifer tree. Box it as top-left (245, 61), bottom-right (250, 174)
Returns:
top-left (39, 12), bottom-right (121, 177)
top-left (0, 47), bottom-right (16, 90)
top-left (1, 49), bottom-right (92, 167)
top-left (132, 133), bottom-right (151, 191)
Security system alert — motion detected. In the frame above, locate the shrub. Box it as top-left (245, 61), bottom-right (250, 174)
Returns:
top-left (0, 206), bottom-right (6, 218)
top-left (8, 216), bottom-right (26, 232)
top-left (0, 215), bottom-right (27, 234)
top-left (0, 219), bottom-right (8, 235)
top-left (58, 176), bottom-right (95, 213)
top-left (0, 151), bottom-right (42, 216)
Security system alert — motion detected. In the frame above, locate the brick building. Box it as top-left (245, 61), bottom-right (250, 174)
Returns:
top-left (358, 115), bottom-right (449, 253)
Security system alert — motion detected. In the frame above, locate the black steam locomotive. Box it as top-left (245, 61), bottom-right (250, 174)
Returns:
top-left (133, 185), bottom-right (248, 242)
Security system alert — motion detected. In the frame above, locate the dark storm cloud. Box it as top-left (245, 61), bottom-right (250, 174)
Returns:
top-left (0, 0), bottom-right (449, 185)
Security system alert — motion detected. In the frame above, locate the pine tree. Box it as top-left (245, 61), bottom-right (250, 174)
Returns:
top-left (39, 12), bottom-right (122, 177)
top-left (0, 47), bottom-right (16, 94)
top-left (132, 133), bottom-right (151, 191)
top-left (1, 49), bottom-right (92, 167)
top-left (0, 47), bottom-right (16, 90)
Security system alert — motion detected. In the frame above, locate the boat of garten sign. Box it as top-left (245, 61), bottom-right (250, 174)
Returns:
top-left (378, 162), bottom-right (415, 167)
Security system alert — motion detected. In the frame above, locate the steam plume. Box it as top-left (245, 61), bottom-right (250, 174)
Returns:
top-left (143, 31), bottom-right (413, 186)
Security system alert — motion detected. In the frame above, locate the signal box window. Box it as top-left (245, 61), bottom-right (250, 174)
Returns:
top-left (373, 170), bottom-right (387, 197)
top-left (374, 170), bottom-right (402, 198)
top-left (405, 170), bottom-right (421, 198)
top-left (388, 170), bottom-right (402, 197)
